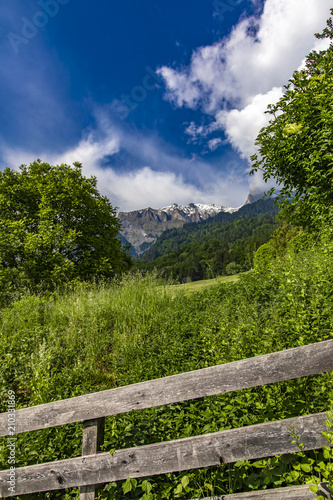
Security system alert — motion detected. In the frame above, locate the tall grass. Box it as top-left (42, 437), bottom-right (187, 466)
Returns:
top-left (0, 273), bottom-right (173, 408)
top-left (0, 244), bottom-right (333, 499)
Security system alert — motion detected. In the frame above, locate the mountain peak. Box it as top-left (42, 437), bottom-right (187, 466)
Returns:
top-left (245, 191), bottom-right (266, 205)
top-left (118, 202), bottom-right (239, 256)
top-left (159, 202), bottom-right (237, 217)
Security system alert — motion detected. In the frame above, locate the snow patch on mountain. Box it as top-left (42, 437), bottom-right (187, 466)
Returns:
top-left (118, 202), bottom-right (241, 257)
top-left (158, 202), bottom-right (238, 217)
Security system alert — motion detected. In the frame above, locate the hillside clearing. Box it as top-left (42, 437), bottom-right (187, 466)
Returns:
top-left (166, 272), bottom-right (248, 294)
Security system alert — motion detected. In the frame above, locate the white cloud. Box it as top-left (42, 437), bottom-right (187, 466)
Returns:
top-left (185, 121), bottom-right (206, 141)
top-left (157, 66), bottom-right (201, 109)
top-left (54, 132), bottom-right (120, 174)
top-left (207, 138), bottom-right (223, 151)
top-left (1, 129), bottom-right (120, 178)
top-left (97, 167), bottom-right (207, 211)
top-left (158, 0), bottom-right (332, 162)
top-left (160, 0), bottom-right (331, 111)
top-left (215, 87), bottom-right (284, 159)
top-left (102, 166), bottom-right (248, 212)
top-left (1, 122), bottom-right (249, 212)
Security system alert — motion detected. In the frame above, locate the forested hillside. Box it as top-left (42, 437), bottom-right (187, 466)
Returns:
top-left (118, 203), bottom-right (235, 257)
top-left (135, 198), bottom-right (279, 281)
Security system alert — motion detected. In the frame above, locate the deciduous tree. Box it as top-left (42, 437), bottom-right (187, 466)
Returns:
top-left (251, 10), bottom-right (333, 230)
top-left (0, 160), bottom-right (131, 297)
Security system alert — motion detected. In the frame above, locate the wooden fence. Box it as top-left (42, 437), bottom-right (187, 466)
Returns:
top-left (0, 339), bottom-right (333, 499)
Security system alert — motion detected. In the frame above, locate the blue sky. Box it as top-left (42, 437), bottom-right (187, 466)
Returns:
top-left (0, 0), bottom-right (331, 211)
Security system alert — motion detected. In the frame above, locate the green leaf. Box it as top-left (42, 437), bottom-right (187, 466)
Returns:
top-left (204, 482), bottom-right (213, 492)
top-left (142, 480), bottom-right (153, 494)
top-left (122, 477), bottom-right (133, 494)
top-left (140, 494), bottom-right (154, 500)
top-left (174, 484), bottom-right (183, 495)
top-left (181, 475), bottom-right (189, 489)
top-left (131, 478), bottom-right (137, 490)
top-left (300, 463), bottom-right (311, 473)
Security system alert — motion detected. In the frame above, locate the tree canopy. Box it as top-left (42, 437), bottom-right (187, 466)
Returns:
top-left (0, 160), bottom-right (131, 297)
top-left (251, 9), bottom-right (333, 230)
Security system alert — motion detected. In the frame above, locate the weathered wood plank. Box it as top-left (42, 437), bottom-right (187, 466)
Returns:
top-left (79, 486), bottom-right (95, 500)
top-left (0, 412), bottom-right (329, 497)
top-left (80, 418), bottom-right (105, 500)
top-left (198, 482), bottom-right (332, 499)
top-left (81, 418), bottom-right (105, 457)
top-left (1, 339), bottom-right (332, 436)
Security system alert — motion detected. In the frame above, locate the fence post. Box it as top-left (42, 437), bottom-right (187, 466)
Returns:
top-left (80, 417), bottom-right (105, 500)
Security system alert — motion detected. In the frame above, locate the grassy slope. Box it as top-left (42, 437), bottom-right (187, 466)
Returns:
top-left (165, 272), bottom-right (246, 295)
top-left (0, 243), bottom-right (333, 499)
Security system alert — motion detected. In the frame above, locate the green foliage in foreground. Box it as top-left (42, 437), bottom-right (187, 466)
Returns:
top-left (291, 410), bottom-right (333, 500)
top-left (0, 235), bottom-right (333, 499)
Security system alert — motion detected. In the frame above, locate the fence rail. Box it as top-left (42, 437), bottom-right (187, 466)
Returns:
top-left (201, 481), bottom-right (331, 499)
top-left (1, 339), bottom-right (332, 437)
top-left (0, 339), bottom-right (332, 498)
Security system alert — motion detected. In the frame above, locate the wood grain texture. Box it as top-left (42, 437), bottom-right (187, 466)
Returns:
top-left (1, 339), bottom-right (332, 436)
top-left (81, 418), bottom-right (105, 457)
top-left (80, 418), bottom-right (105, 500)
top-left (198, 482), bottom-right (332, 499)
top-left (0, 412), bottom-right (329, 497)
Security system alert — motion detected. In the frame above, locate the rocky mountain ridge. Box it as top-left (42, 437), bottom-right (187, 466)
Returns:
top-left (118, 202), bottom-right (239, 256)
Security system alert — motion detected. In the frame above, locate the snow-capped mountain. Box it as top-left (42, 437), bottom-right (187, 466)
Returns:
top-left (159, 203), bottom-right (238, 218)
top-left (118, 202), bottom-right (239, 256)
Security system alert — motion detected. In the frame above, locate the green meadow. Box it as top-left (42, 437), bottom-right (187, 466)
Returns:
top-left (1, 237), bottom-right (333, 499)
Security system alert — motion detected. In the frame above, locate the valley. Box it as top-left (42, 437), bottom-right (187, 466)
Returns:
top-left (118, 202), bottom-right (239, 256)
